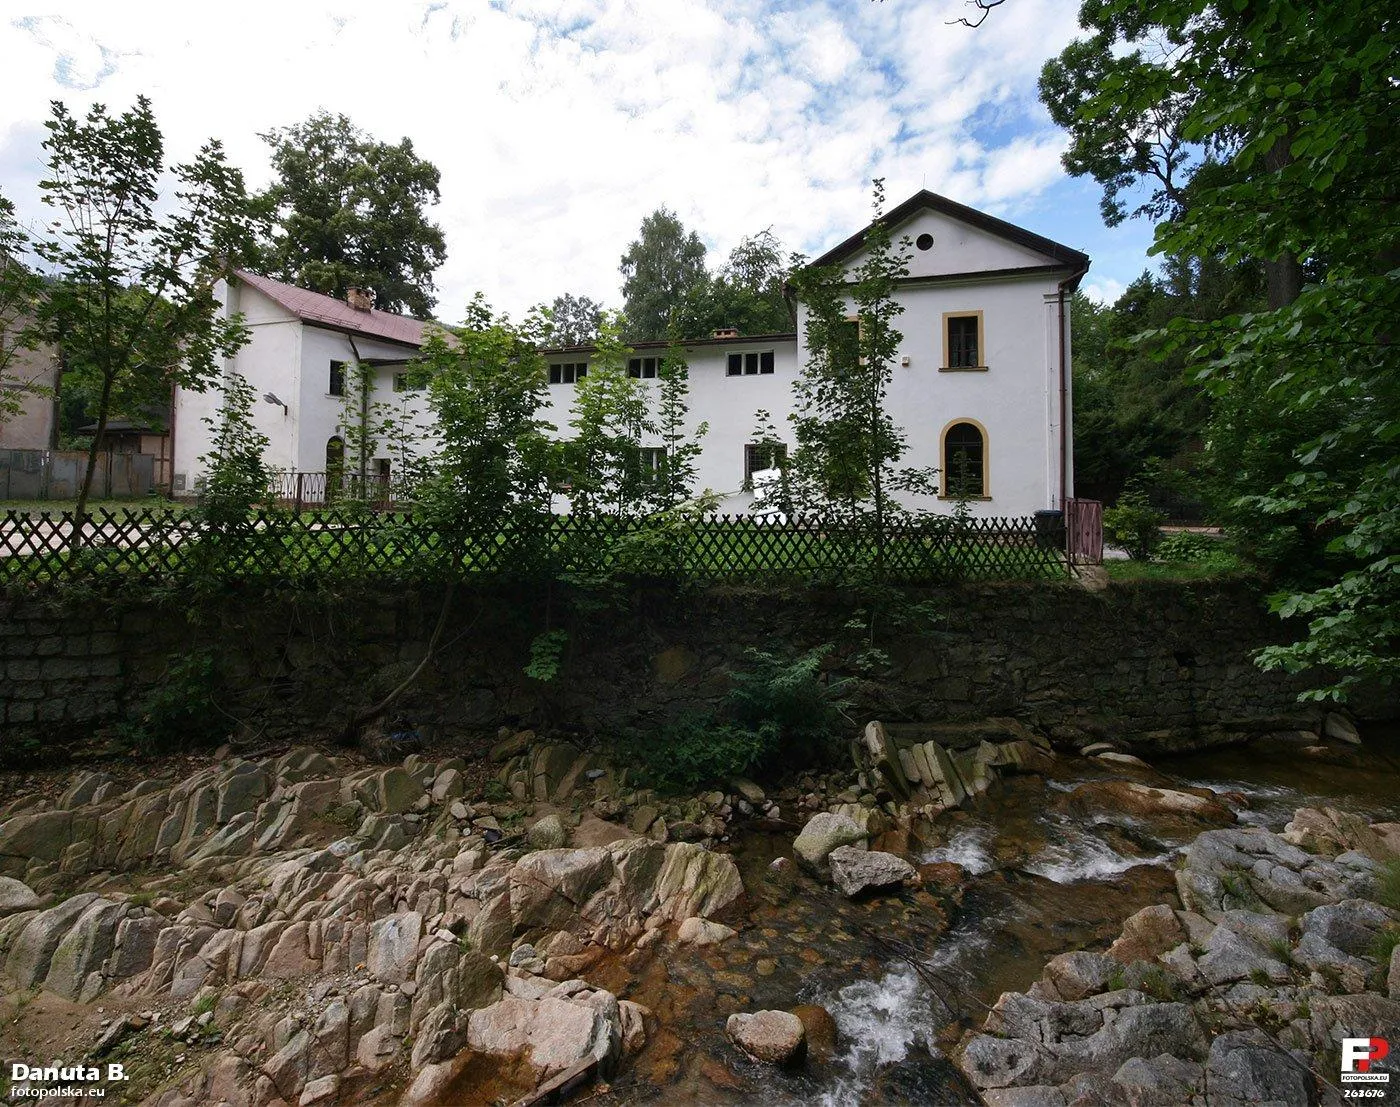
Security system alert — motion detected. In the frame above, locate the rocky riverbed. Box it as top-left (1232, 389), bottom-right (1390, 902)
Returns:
top-left (0, 718), bottom-right (1395, 1106)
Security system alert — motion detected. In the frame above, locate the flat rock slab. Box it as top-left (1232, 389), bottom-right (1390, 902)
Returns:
top-left (828, 846), bottom-right (915, 897)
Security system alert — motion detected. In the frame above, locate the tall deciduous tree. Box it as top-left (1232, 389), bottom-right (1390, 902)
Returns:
top-left (537, 293), bottom-right (604, 348)
top-left (564, 313), bottom-right (653, 515)
top-left (256, 112), bottom-right (446, 318)
top-left (619, 208), bottom-right (707, 342)
top-left (788, 181), bottom-right (933, 551)
top-left (1046, 0), bottom-right (1400, 698)
top-left (34, 96), bottom-right (262, 537)
top-left (649, 325), bottom-right (708, 510)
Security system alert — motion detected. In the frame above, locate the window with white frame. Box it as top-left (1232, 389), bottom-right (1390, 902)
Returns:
top-left (628, 356), bottom-right (662, 379)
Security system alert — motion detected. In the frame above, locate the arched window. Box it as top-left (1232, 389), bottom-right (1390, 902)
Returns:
top-left (942, 420), bottom-right (987, 498)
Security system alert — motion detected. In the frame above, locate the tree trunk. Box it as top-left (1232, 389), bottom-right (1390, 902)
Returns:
top-left (1263, 136), bottom-right (1304, 309)
top-left (71, 371), bottom-right (116, 553)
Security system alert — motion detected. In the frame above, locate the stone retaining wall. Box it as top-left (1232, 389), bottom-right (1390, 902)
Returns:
top-left (0, 580), bottom-right (1393, 757)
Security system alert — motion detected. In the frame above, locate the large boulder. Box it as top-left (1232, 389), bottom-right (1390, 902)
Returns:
top-left (726, 1009), bottom-right (806, 1065)
top-left (1205, 1030), bottom-right (1312, 1107)
top-left (0, 878), bottom-right (40, 917)
top-left (677, 917), bottom-right (736, 947)
top-left (828, 846), bottom-right (916, 897)
top-left (651, 843), bottom-right (743, 922)
top-left (5, 892), bottom-right (99, 988)
top-left (510, 849), bottom-right (615, 931)
top-left (1062, 781), bottom-right (1236, 827)
top-left (43, 898), bottom-right (125, 1000)
top-left (793, 813), bottom-right (868, 870)
top-left (467, 993), bottom-right (617, 1076)
top-left (367, 911), bottom-right (423, 983)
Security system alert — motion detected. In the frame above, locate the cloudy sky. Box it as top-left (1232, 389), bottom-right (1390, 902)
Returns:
top-left (0, 0), bottom-right (1154, 321)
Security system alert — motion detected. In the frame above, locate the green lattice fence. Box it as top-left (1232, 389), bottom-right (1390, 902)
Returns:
top-left (0, 507), bottom-right (1067, 590)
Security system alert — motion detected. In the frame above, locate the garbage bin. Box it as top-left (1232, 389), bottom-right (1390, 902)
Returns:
top-left (1033, 509), bottom-right (1065, 551)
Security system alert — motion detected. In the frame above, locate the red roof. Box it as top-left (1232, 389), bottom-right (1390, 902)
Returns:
top-left (232, 269), bottom-right (427, 349)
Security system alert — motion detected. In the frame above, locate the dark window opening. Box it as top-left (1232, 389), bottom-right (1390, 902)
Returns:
top-left (549, 361), bottom-right (587, 385)
top-left (744, 442), bottom-right (787, 487)
top-left (639, 446), bottom-right (665, 478)
top-left (627, 356), bottom-right (660, 379)
top-left (944, 422), bottom-right (985, 497)
top-left (916, 233), bottom-right (934, 251)
top-left (329, 360), bottom-right (346, 396)
top-left (947, 315), bottom-right (980, 368)
top-left (728, 350), bottom-right (777, 377)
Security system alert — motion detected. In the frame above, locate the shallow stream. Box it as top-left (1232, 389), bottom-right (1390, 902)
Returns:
top-left (596, 730), bottom-right (1400, 1106)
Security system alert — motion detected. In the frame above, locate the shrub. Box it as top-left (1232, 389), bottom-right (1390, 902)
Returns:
top-left (615, 645), bottom-right (850, 791)
top-left (1104, 489), bottom-right (1165, 560)
top-left (1155, 531), bottom-right (1239, 571)
top-left (119, 649), bottom-right (229, 754)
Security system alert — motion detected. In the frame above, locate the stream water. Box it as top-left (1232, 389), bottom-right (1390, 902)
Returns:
top-left (595, 730), bottom-right (1400, 1106)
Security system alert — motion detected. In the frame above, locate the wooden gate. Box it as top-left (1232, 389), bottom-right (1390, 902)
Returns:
top-left (1066, 498), bottom-right (1103, 564)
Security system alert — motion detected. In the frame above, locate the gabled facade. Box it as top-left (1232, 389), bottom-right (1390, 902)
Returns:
top-left (174, 191), bottom-right (1088, 516)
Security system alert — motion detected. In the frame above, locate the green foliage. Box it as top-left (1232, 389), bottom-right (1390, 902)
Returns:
top-left (195, 371), bottom-right (271, 530)
top-left (649, 326), bottom-right (708, 511)
top-left (619, 208), bottom-right (708, 342)
top-left (563, 313), bottom-right (653, 516)
top-left (1103, 484), bottom-right (1165, 561)
top-left (524, 628), bottom-right (569, 682)
top-left (1375, 860), bottom-right (1400, 912)
top-left (1371, 926), bottom-right (1400, 967)
top-left (254, 112), bottom-right (446, 317)
top-left (120, 649), bottom-right (228, 754)
top-left (1044, 0), bottom-right (1400, 700)
top-left (788, 180), bottom-right (936, 539)
top-left (32, 95), bottom-right (263, 530)
top-left (615, 645), bottom-right (849, 791)
top-left (537, 293), bottom-right (603, 348)
top-left (412, 303), bottom-right (556, 576)
top-left (726, 645), bottom-right (850, 762)
top-left (672, 229), bottom-right (795, 339)
top-left (1154, 531), bottom-right (1237, 572)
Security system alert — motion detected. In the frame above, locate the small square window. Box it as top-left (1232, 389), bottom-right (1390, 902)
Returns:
top-left (760, 351), bottom-right (774, 374)
top-left (727, 354), bottom-right (742, 376)
top-left (549, 364), bottom-right (563, 384)
top-left (549, 362), bottom-right (587, 384)
top-left (639, 446), bottom-right (665, 477)
top-left (329, 360), bottom-right (346, 396)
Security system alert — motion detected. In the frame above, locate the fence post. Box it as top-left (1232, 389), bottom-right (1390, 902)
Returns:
top-left (295, 473), bottom-right (304, 516)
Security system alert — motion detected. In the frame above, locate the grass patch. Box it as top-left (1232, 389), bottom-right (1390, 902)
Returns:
top-left (1372, 926), bottom-right (1400, 965)
top-left (1104, 556), bottom-right (1247, 582)
top-left (1376, 859), bottom-right (1400, 910)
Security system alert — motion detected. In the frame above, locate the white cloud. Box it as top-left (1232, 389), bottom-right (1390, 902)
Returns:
top-left (0, 0), bottom-right (1137, 321)
top-left (1082, 277), bottom-right (1126, 306)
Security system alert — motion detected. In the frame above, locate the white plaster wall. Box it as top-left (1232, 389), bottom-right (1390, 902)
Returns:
top-left (792, 272), bottom-right (1069, 517)
top-left (844, 208), bottom-right (1058, 278)
top-left (173, 279), bottom-right (302, 491)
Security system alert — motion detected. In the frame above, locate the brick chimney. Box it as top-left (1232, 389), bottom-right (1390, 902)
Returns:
top-left (346, 287), bottom-right (374, 312)
top-left (712, 327), bottom-right (739, 339)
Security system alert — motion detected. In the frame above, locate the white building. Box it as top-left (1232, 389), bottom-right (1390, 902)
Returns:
top-left (173, 190), bottom-right (1088, 516)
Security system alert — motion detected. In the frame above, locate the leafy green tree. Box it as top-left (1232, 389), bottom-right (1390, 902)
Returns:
top-left (674, 230), bottom-right (795, 339)
top-left (33, 95), bottom-right (262, 540)
top-left (1046, 0), bottom-right (1400, 698)
top-left (413, 307), bottom-right (556, 573)
top-left (256, 112), bottom-right (446, 317)
top-left (788, 181), bottom-right (933, 550)
top-left (563, 313), bottom-right (653, 515)
top-left (0, 192), bottom-right (48, 431)
top-left (196, 370), bottom-right (271, 532)
top-left (648, 325), bottom-right (708, 510)
top-left (538, 293), bottom-right (604, 347)
top-left (619, 208), bottom-right (708, 341)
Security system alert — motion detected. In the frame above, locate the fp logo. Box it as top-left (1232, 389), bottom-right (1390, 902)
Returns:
top-left (1341, 1038), bottom-right (1391, 1085)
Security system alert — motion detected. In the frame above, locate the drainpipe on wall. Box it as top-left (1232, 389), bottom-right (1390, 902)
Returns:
top-left (1056, 267), bottom-right (1088, 509)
